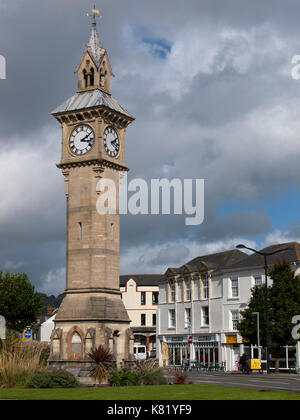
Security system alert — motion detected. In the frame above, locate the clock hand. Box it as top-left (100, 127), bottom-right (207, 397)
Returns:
top-left (80, 133), bottom-right (92, 142)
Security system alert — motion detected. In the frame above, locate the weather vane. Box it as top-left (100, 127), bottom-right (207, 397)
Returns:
top-left (86, 5), bottom-right (102, 24)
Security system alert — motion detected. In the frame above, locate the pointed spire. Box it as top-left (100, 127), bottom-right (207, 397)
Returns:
top-left (86, 8), bottom-right (106, 68)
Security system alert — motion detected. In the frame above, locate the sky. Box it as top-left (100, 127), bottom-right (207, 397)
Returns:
top-left (1, 0), bottom-right (300, 295)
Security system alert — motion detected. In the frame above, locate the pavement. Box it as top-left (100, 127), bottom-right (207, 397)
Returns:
top-left (165, 370), bottom-right (300, 393)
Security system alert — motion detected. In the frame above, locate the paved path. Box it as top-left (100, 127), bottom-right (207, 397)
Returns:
top-left (165, 370), bottom-right (300, 393)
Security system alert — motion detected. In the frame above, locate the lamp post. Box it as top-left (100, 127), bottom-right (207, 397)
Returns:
top-left (236, 244), bottom-right (291, 374)
top-left (252, 312), bottom-right (260, 359)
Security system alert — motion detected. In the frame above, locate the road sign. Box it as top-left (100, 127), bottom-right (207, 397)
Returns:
top-left (188, 335), bottom-right (193, 344)
top-left (249, 359), bottom-right (261, 370)
top-left (23, 328), bottom-right (32, 342)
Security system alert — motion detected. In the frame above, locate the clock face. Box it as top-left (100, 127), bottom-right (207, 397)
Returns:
top-left (103, 127), bottom-right (119, 158)
top-left (69, 125), bottom-right (95, 156)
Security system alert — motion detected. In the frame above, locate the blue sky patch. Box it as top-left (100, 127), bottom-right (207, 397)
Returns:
top-left (216, 187), bottom-right (300, 234)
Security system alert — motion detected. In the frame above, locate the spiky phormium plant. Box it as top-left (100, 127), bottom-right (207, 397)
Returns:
top-left (88, 345), bottom-right (114, 385)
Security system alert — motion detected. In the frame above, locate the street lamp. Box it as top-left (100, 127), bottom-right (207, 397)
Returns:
top-left (252, 312), bottom-right (260, 359)
top-left (236, 244), bottom-right (291, 374)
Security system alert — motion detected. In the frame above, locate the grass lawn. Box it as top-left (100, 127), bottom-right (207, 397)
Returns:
top-left (0, 384), bottom-right (300, 400)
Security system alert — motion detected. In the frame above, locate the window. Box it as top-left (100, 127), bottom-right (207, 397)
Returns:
top-left (141, 292), bottom-right (146, 305)
top-left (231, 311), bottom-right (239, 331)
top-left (177, 280), bottom-right (183, 301)
top-left (202, 307), bottom-right (209, 326)
top-left (152, 292), bottom-right (159, 305)
top-left (193, 276), bottom-right (200, 300)
top-left (254, 275), bottom-right (262, 287)
top-left (141, 314), bottom-right (146, 326)
top-left (169, 280), bottom-right (175, 303)
top-left (152, 313), bottom-right (156, 326)
top-left (231, 278), bottom-right (239, 298)
top-left (185, 308), bottom-right (191, 328)
top-left (203, 275), bottom-right (209, 299)
top-left (71, 332), bottom-right (82, 354)
top-left (90, 67), bottom-right (95, 86)
top-left (185, 278), bottom-right (191, 301)
top-left (83, 69), bottom-right (88, 88)
top-left (168, 309), bottom-right (176, 328)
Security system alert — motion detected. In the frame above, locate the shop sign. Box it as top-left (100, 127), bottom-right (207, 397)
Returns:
top-left (195, 335), bottom-right (216, 342)
top-left (225, 335), bottom-right (237, 344)
top-left (170, 337), bottom-right (184, 342)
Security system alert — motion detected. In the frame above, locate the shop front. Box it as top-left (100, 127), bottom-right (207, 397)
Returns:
top-left (162, 334), bottom-right (220, 367)
top-left (221, 333), bottom-right (244, 371)
top-left (166, 337), bottom-right (190, 366)
top-left (193, 335), bottom-right (220, 367)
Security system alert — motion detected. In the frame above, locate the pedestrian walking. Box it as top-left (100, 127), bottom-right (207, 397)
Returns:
top-left (239, 353), bottom-right (248, 374)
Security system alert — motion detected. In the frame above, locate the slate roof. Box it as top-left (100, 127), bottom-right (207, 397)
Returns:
top-left (52, 88), bottom-right (134, 119)
top-left (224, 242), bottom-right (300, 271)
top-left (120, 274), bottom-right (163, 287)
top-left (181, 249), bottom-right (247, 274)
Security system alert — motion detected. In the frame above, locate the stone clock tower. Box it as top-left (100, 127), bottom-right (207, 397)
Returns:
top-left (49, 17), bottom-right (135, 371)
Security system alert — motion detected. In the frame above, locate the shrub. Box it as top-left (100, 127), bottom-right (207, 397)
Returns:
top-left (109, 370), bottom-right (137, 387)
top-left (174, 371), bottom-right (187, 385)
top-left (133, 360), bottom-right (167, 386)
top-left (109, 360), bottom-right (167, 387)
top-left (25, 369), bottom-right (80, 388)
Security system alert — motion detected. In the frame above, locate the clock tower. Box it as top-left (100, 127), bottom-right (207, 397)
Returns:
top-left (49, 15), bottom-right (135, 371)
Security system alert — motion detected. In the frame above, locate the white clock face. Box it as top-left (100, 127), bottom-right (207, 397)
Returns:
top-left (69, 125), bottom-right (95, 156)
top-left (104, 127), bottom-right (119, 158)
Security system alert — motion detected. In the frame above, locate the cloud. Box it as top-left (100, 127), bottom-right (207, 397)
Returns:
top-left (0, 126), bottom-right (64, 247)
top-left (120, 236), bottom-right (258, 274)
top-left (39, 267), bottom-right (65, 296)
top-left (1, 0), bottom-right (300, 294)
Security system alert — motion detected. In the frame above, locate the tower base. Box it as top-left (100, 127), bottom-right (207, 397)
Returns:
top-left (48, 291), bottom-right (135, 371)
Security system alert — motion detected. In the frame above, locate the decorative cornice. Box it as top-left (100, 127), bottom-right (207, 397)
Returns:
top-left (57, 158), bottom-right (129, 173)
top-left (53, 105), bottom-right (134, 129)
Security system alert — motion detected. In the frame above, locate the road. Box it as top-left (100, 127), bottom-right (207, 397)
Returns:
top-left (165, 370), bottom-right (300, 393)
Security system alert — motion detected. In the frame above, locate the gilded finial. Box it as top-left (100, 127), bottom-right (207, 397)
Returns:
top-left (86, 5), bottom-right (102, 25)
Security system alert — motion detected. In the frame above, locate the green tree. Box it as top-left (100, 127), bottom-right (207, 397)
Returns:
top-left (238, 284), bottom-right (268, 347)
top-left (0, 272), bottom-right (42, 332)
top-left (39, 293), bottom-right (63, 316)
top-left (238, 259), bottom-right (300, 350)
top-left (269, 259), bottom-right (300, 349)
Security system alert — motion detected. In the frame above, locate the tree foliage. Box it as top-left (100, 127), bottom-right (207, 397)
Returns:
top-left (38, 293), bottom-right (63, 316)
top-left (238, 259), bottom-right (300, 350)
top-left (0, 271), bottom-right (42, 332)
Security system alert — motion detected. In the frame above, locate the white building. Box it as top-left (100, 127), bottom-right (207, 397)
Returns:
top-left (40, 314), bottom-right (56, 343)
top-left (120, 274), bottom-right (161, 355)
top-left (157, 242), bottom-right (300, 371)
